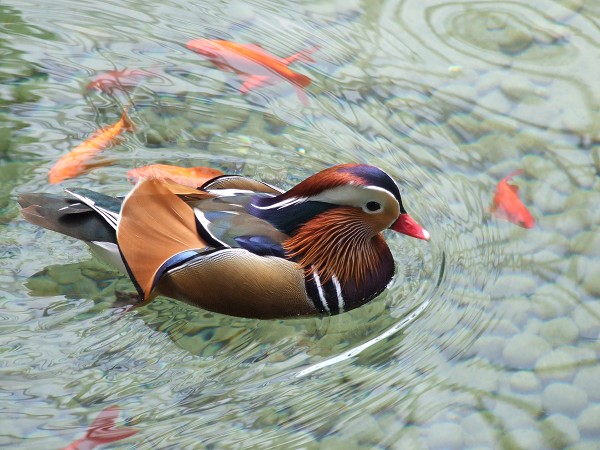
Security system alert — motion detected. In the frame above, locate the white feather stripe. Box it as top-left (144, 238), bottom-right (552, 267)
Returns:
top-left (193, 208), bottom-right (229, 248)
top-left (311, 267), bottom-right (329, 313)
top-left (251, 196), bottom-right (307, 210)
top-left (64, 189), bottom-right (119, 229)
top-left (331, 274), bottom-right (345, 313)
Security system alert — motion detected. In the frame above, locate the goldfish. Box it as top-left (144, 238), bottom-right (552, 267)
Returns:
top-left (48, 110), bottom-right (134, 184)
top-left (491, 170), bottom-right (535, 228)
top-left (127, 164), bottom-right (224, 187)
top-left (63, 405), bottom-right (139, 450)
top-left (86, 69), bottom-right (153, 93)
top-left (186, 39), bottom-right (317, 105)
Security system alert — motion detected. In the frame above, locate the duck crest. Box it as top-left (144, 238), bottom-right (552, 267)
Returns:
top-left (279, 164), bottom-right (367, 200)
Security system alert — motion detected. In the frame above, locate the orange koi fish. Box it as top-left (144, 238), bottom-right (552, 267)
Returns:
top-left (186, 39), bottom-right (317, 105)
top-left (127, 164), bottom-right (224, 187)
top-left (48, 111), bottom-right (134, 184)
top-left (86, 69), bottom-right (153, 93)
top-left (491, 170), bottom-right (535, 228)
top-left (62, 405), bottom-right (139, 450)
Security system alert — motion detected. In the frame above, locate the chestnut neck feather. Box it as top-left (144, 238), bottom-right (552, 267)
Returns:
top-left (283, 207), bottom-right (392, 287)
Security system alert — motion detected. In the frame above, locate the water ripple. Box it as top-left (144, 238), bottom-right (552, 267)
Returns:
top-left (3, 0), bottom-right (599, 448)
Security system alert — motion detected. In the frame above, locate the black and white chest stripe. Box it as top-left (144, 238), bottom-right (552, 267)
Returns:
top-left (305, 267), bottom-right (346, 315)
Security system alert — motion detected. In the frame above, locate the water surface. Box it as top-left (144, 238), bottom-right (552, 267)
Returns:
top-left (1, 0), bottom-right (600, 448)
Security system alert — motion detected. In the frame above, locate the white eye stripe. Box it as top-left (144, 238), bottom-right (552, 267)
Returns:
top-left (307, 185), bottom-right (398, 210)
top-left (252, 185), bottom-right (399, 211)
top-left (251, 196), bottom-right (307, 210)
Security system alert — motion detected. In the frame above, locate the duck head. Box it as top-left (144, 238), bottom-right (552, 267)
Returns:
top-left (250, 164), bottom-right (429, 239)
top-left (250, 164), bottom-right (429, 290)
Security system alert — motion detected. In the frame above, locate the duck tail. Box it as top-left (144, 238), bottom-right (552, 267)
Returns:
top-left (18, 192), bottom-right (119, 243)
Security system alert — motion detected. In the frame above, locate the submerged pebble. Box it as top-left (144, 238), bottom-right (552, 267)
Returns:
top-left (489, 274), bottom-right (538, 299)
top-left (510, 371), bottom-right (541, 393)
top-left (530, 285), bottom-right (576, 319)
top-left (534, 349), bottom-right (577, 382)
top-left (572, 301), bottom-right (600, 338)
top-left (540, 414), bottom-right (580, 448)
top-left (470, 335), bottom-right (505, 361)
top-left (577, 404), bottom-right (600, 438)
top-left (319, 435), bottom-right (361, 450)
top-left (460, 412), bottom-right (496, 447)
top-left (499, 427), bottom-right (544, 450)
top-left (424, 422), bottom-right (465, 450)
top-left (531, 184), bottom-right (568, 215)
top-left (542, 382), bottom-right (588, 417)
top-left (570, 231), bottom-right (600, 257)
top-left (538, 317), bottom-right (579, 347)
top-left (497, 26), bottom-right (534, 55)
top-left (500, 74), bottom-right (543, 101)
top-left (502, 333), bottom-right (551, 369)
top-left (493, 402), bottom-right (537, 434)
top-left (574, 366), bottom-right (600, 402)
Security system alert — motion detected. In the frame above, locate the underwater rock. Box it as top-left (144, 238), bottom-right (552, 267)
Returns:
top-left (497, 25), bottom-right (534, 55)
top-left (529, 284), bottom-right (576, 320)
top-left (499, 427), bottom-right (544, 450)
top-left (509, 370), bottom-right (541, 393)
top-left (574, 366), bottom-right (600, 402)
top-left (572, 301), bottom-right (600, 339)
top-left (470, 335), bottom-right (505, 361)
top-left (431, 84), bottom-right (477, 115)
top-left (538, 317), bottom-right (579, 346)
top-left (502, 332), bottom-right (551, 369)
top-left (542, 382), bottom-right (588, 417)
top-left (479, 114), bottom-right (520, 135)
top-left (493, 401), bottom-right (538, 434)
top-left (460, 412), bottom-right (496, 448)
top-left (577, 404), bottom-right (600, 438)
top-left (570, 231), bottom-right (600, 257)
top-left (489, 274), bottom-right (538, 299)
top-left (500, 74), bottom-right (544, 102)
top-left (424, 422), bottom-right (465, 450)
top-left (540, 414), bottom-right (580, 449)
top-left (319, 435), bottom-right (361, 450)
top-left (531, 183), bottom-right (568, 215)
top-left (534, 349), bottom-right (577, 382)
top-left (543, 207), bottom-right (590, 240)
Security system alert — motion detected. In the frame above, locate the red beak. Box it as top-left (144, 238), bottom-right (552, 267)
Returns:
top-left (390, 213), bottom-right (430, 241)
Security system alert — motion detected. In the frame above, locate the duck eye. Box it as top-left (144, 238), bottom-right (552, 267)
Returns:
top-left (366, 201), bottom-right (381, 212)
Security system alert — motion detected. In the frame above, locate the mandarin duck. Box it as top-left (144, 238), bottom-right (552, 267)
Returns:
top-left (18, 164), bottom-right (429, 319)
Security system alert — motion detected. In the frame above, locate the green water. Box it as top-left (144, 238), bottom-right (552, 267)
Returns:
top-left (1, 0), bottom-right (600, 448)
